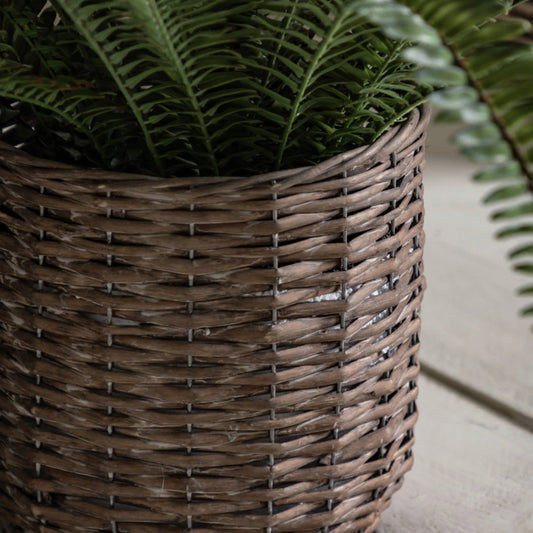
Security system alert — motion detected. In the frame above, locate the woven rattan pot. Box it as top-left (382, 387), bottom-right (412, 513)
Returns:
top-left (0, 106), bottom-right (430, 533)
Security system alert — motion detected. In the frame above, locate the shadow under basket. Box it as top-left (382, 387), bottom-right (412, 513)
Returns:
top-left (0, 106), bottom-right (430, 533)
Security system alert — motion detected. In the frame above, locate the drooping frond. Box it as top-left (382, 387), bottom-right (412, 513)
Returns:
top-left (0, 59), bottom-right (123, 167)
top-left (361, 0), bottom-right (533, 316)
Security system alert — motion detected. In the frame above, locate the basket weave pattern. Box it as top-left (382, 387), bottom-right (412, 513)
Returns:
top-left (0, 107), bottom-right (429, 533)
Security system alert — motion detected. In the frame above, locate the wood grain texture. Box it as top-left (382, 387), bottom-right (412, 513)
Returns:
top-left (379, 374), bottom-right (533, 533)
top-left (418, 123), bottom-right (533, 420)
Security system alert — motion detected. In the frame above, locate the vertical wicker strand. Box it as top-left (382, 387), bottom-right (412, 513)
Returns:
top-left (406, 147), bottom-right (423, 457)
top-left (374, 152), bottom-right (400, 501)
top-left (34, 187), bottom-right (45, 524)
top-left (105, 194), bottom-right (117, 533)
top-left (186, 204), bottom-right (195, 531)
top-left (323, 176), bottom-right (349, 533)
top-left (266, 186), bottom-right (279, 533)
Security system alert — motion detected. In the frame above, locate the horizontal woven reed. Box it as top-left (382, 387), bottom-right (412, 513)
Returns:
top-left (0, 106), bottom-right (430, 533)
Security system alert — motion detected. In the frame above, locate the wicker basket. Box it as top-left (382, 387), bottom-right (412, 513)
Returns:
top-left (0, 106), bottom-right (430, 533)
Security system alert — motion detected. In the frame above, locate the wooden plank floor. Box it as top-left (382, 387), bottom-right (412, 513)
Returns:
top-left (379, 123), bottom-right (533, 532)
top-left (379, 376), bottom-right (533, 533)
top-left (420, 123), bottom-right (533, 422)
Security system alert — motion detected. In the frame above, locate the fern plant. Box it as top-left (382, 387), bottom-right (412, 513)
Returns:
top-left (0, 0), bottom-right (430, 176)
top-left (0, 0), bottom-right (532, 314)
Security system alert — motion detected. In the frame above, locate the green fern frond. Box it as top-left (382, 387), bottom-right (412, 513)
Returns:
top-left (267, 2), bottom-right (373, 168)
top-left (0, 1), bottom-right (56, 75)
top-left (1, 1), bottom-right (431, 175)
top-left (122, 0), bottom-right (261, 176)
top-left (124, 0), bottom-right (221, 174)
top-left (232, 1), bottom-right (429, 172)
top-left (0, 1), bottom-right (150, 169)
top-left (0, 60), bottom-right (109, 162)
top-left (0, 55), bottom-right (152, 169)
top-left (52, 0), bottom-right (169, 174)
top-left (415, 0), bottom-right (533, 316)
top-left (362, 0), bottom-right (533, 315)
top-left (52, 0), bottom-right (262, 176)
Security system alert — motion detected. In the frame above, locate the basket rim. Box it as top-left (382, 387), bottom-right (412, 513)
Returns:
top-left (0, 106), bottom-right (430, 192)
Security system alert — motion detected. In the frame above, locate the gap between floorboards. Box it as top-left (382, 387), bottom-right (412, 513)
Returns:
top-left (420, 362), bottom-right (533, 434)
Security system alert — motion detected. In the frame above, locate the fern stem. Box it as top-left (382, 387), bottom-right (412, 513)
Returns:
top-left (275, 8), bottom-right (349, 170)
top-left (140, 0), bottom-right (219, 175)
top-left (449, 42), bottom-right (533, 194)
top-left (263, 2), bottom-right (300, 90)
top-left (55, 1), bottom-right (164, 175)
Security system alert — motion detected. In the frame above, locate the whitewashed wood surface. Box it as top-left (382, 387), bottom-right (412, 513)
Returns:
top-left (379, 376), bottom-right (533, 533)
top-left (421, 122), bottom-right (533, 420)
top-left (379, 123), bottom-right (533, 532)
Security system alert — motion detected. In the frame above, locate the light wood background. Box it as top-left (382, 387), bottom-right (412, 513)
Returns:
top-left (379, 122), bottom-right (533, 533)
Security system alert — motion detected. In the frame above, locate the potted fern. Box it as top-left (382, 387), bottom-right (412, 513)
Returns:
top-left (0, 1), bottom-right (531, 532)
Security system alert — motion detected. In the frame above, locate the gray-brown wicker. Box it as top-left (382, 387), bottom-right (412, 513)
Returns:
top-left (0, 106), bottom-right (430, 533)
